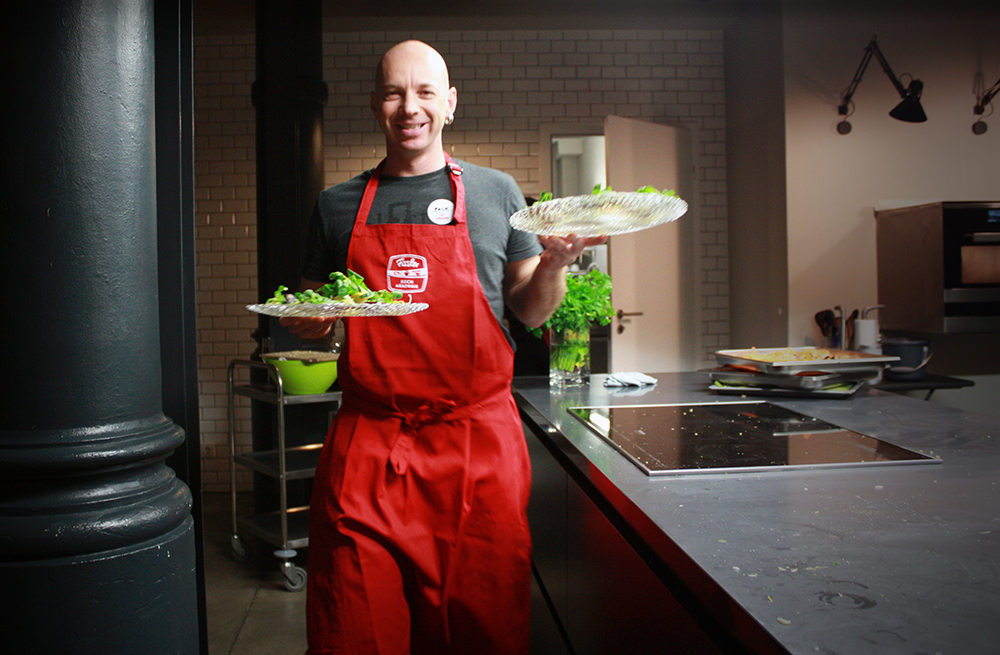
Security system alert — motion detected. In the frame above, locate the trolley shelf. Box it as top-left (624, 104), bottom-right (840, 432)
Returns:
top-left (234, 444), bottom-right (324, 480)
top-left (232, 383), bottom-right (342, 405)
top-left (236, 506), bottom-right (311, 551)
top-left (228, 357), bottom-right (341, 591)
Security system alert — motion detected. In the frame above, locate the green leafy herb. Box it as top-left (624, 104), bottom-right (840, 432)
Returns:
top-left (549, 328), bottom-right (591, 373)
top-left (265, 270), bottom-right (404, 305)
top-left (529, 268), bottom-right (614, 338)
top-left (534, 185), bottom-right (676, 203)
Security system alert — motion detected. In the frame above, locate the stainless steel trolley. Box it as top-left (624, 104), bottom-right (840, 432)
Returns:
top-left (227, 358), bottom-right (340, 591)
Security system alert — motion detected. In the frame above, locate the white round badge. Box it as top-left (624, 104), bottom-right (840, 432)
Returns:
top-left (427, 198), bottom-right (455, 225)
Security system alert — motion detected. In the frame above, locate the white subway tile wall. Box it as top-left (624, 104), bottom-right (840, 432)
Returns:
top-left (195, 30), bottom-right (729, 492)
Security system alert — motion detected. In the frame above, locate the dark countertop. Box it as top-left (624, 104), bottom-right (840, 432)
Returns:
top-left (514, 373), bottom-right (1000, 655)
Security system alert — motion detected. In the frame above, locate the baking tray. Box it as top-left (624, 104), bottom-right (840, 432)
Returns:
top-left (715, 347), bottom-right (898, 375)
top-left (709, 379), bottom-right (867, 399)
top-left (702, 366), bottom-right (879, 390)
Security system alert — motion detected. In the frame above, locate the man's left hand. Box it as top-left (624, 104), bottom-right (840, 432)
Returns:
top-left (537, 234), bottom-right (608, 269)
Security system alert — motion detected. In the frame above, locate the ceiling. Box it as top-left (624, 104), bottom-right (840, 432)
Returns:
top-left (194, 0), bottom-right (752, 35)
top-left (195, 0), bottom-right (994, 36)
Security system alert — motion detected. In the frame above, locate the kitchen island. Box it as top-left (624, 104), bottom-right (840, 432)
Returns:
top-left (516, 373), bottom-right (999, 655)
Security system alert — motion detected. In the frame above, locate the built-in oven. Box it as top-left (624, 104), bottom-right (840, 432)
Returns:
top-left (876, 201), bottom-right (1000, 333)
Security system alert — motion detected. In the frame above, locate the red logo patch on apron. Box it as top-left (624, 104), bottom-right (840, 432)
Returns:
top-left (387, 254), bottom-right (428, 294)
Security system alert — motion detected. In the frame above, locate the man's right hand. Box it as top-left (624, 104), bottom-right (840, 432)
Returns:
top-left (278, 278), bottom-right (338, 341)
top-left (279, 316), bottom-right (338, 341)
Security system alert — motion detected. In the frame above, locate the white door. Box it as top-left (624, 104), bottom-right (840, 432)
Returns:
top-left (605, 115), bottom-right (699, 373)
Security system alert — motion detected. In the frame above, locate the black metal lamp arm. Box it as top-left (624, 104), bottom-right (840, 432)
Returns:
top-left (975, 77), bottom-right (1000, 114)
top-left (867, 38), bottom-right (911, 98)
top-left (839, 36), bottom-right (913, 114)
top-left (838, 42), bottom-right (874, 114)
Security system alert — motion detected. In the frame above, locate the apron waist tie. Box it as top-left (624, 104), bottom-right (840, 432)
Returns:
top-left (342, 392), bottom-right (507, 475)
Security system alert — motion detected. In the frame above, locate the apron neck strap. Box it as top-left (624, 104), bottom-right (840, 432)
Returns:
top-left (444, 153), bottom-right (466, 225)
top-left (357, 154), bottom-right (466, 228)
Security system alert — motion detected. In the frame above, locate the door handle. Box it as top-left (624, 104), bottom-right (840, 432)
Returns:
top-left (616, 310), bottom-right (644, 334)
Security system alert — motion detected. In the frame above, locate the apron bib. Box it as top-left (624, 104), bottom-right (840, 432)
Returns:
top-left (306, 155), bottom-right (532, 655)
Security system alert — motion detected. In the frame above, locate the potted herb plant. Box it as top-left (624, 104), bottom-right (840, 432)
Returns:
top-left (529, 268), bottom-right (614, 387)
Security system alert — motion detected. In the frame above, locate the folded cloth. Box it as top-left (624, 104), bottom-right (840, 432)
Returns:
top-left (604, 372), bottom-right (658, 387)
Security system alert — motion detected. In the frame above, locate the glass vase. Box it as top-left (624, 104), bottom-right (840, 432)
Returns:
top-left (549, 328), bottom-right (591, 388)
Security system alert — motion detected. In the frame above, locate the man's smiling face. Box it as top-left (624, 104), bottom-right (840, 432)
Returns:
top-left (371, 41), bottom-right (457, 171)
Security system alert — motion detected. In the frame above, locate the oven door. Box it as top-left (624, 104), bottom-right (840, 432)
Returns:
top-left (943, 204), bottom-right (1000, 332)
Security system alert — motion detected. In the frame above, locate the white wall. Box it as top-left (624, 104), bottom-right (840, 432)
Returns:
top-left (782, 4), bottom-right (1000, 416)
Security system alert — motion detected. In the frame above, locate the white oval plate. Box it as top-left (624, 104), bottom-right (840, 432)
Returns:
top-left (510, 192), bottom-right (687, 237)
top-left (248, 302), bottom-right (429, 318)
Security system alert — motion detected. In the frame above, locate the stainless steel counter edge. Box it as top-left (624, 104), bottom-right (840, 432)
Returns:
top-left (513, 373), bottom-right (1000, 655)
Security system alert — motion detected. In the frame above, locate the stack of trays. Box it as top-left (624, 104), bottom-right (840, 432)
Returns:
top-left (704, 347), bottom-right (900, 398)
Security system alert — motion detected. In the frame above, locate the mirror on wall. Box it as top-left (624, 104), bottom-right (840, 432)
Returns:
top-left (541, 123), bottom-right (608, 274)
top-left (551, 135), bottom-right (605, 198)
top-left (552, 134), bottom-right (608, 273)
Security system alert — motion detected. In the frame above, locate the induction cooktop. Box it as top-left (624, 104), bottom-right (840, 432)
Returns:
top-left (567, 402), bottom-right (940, 476)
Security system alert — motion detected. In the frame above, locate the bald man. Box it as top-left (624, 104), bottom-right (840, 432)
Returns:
top-left (287, 40), bottom-right (604, 654)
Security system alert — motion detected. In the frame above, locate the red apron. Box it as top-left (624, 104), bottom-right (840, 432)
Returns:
top-left (306, 155), bottom-right (532, 655)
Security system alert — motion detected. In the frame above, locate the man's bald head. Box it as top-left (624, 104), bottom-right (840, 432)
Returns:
top-left (374, 40), bottom-right (450, 90)
top-left (370, 40), bottom-right (458, 175)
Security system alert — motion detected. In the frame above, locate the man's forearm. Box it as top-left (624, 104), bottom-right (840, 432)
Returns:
top-left (506, 259), bottom-right (568, 329)
top-left (504, 235), bottom-right (607, 329)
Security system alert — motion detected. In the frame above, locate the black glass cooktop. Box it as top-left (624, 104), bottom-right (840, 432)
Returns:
top-left (567, 402), bottom-right (939, 476)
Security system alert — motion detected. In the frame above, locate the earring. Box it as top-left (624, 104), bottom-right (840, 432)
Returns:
top-left (445, 115), bottom-right (454, 125)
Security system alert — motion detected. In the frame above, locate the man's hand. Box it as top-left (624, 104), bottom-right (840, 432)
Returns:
top-left (276, 278), bottom-right (337, 341)
top-left (537, 234), bottom-right (608, 270)
top-left (279, 316), bottom-right (338, 341)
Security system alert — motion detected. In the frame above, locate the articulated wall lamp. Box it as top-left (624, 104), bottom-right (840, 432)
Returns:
top-left (972, 77), bottom-right (999, 135)
top-left (836, 35), bottom-right (927, 135)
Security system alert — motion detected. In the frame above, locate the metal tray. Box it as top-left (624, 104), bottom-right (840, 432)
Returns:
top-left (703, 366), bottom-right (878, 390)
top-left (709, 379), bottom-right (867, 399)
top-left (715, 347), bottom-right (898, 375)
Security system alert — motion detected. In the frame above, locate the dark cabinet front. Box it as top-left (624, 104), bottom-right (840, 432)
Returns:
top-left (525, 424), bottom-right (723, 655)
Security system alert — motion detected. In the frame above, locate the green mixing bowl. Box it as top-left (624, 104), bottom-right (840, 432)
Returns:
top-left (261, 350), bottom-right (339, 395)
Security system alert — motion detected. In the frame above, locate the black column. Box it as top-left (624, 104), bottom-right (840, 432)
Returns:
top-left (0, 1), bottom-right (199, 653)
top-left (254, 0), bottom-right (328, 302)
top-left (156, 0), bottom-right (207, 650)
top-left (250, 0), bottom-right (328, 512)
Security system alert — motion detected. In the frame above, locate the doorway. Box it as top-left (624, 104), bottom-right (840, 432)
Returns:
top-left (540, 117), bottom-right (701, 374)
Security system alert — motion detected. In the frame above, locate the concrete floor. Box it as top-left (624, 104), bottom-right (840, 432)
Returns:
top-left (203, 493), bottom-right (308, 655)
top-left (202, 492), bottom-right (568, 654)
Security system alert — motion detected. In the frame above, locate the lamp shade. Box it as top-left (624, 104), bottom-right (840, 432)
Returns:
top-left (889, 80), bottom-right (927, 122)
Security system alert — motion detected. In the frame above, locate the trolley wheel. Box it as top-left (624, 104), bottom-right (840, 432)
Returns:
top-left (282, 564), bottom-right (307, 592)
top-left (231, 535), bottom-right (252, 564)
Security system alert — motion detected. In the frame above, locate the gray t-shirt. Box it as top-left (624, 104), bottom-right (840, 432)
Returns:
top-left (301, 160), bottom-right (542, 344)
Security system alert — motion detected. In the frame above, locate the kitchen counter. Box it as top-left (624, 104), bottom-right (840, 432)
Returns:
top-left (515, 373), bottom-right (1000, 655)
